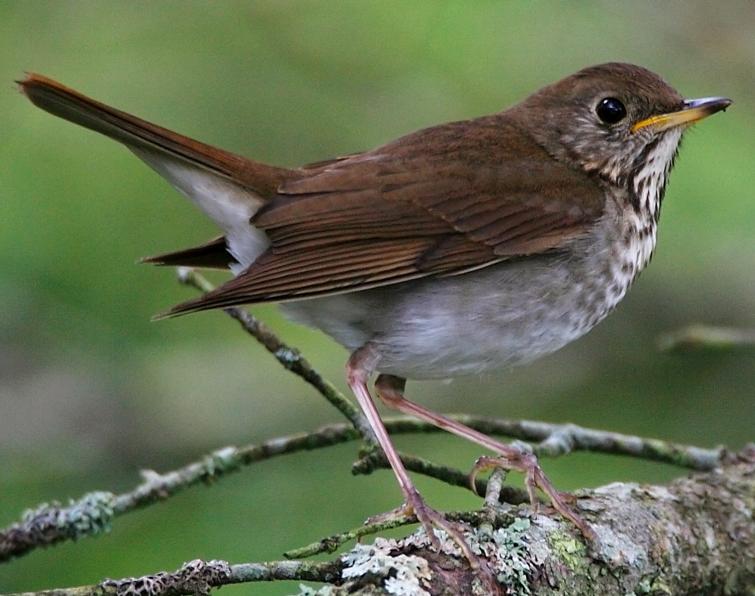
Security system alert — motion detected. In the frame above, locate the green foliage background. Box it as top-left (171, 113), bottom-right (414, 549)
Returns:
top-left (1, 2), bottom-right (753, 593)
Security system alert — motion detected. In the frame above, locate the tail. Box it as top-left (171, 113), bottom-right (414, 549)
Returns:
top-left (18, 73), bottom-right (294, 268)
top-left (139, 236), bottom-right (237, 270)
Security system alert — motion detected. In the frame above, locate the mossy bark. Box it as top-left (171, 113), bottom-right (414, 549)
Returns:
top-left (321, 453), bottom-right (755, 595)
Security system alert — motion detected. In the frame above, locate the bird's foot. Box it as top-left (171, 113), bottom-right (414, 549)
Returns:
top-left (367, 488), bottom-right (472, 557)
top-left (366, 489), bottom-right (501, 592)
top-left (470, 453), bottom-right (596, 541)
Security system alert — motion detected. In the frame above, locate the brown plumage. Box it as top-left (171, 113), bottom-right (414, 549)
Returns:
top-left (20, 74), bottom-right (602, 314)
top-left (19, 73), bottom-right (290, 197)
top-left (19, 66), bottom-right (731, 576)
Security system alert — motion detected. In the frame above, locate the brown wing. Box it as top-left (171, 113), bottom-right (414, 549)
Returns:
top-left (165, 117), bottom-right (605, 315)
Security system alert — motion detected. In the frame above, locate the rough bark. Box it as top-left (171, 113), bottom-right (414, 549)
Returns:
top-left (6, 273), bottom-right (751, 595)
top-left (312, 453), bottom-right (755, 596)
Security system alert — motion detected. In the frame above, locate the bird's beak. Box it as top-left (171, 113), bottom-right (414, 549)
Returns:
top-left (632, 97), bottom-right (732, 133)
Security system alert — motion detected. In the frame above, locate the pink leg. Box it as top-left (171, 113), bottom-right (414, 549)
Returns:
top-left (375, 374), bottom-right (594, 539)
top-left (346, 347), bottom-right (486, 569)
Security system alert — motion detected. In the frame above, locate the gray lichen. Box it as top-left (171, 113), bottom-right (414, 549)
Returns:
top-left (293, 516), bottom-right (544, 595)
top-left (341, 538), bottom-right (433, 595)
top-left (294, 457), bottom-right (755, 595)
top-left (100, 559), bottom-right (231, 596)
top-left (0, 490), bottom-right (116, 561)
top-left (486, 518), bottom-right (536, 593)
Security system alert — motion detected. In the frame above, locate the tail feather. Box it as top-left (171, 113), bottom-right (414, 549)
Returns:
top-left (140, 236), bottom-right (236, 270)
top-left (19, 73), bottom-right (292, 269)
top-left (18, 73), bottom-right (290, 196)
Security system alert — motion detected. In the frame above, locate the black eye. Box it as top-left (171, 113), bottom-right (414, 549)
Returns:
top-left (596, 97), bottom-right (627, 124)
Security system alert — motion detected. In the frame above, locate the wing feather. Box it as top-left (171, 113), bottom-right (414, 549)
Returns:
top-left (167, 117), bottom-right (605, 316)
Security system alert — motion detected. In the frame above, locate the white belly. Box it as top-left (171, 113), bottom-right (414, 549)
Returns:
top-left (281, 201), bottom-right (657, 380)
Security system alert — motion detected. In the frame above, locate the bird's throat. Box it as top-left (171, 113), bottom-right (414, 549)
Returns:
top-left (630, 129), bottom-right (683, 223)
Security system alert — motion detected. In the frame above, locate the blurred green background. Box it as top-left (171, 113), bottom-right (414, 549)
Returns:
top-left (1, 2), bottom-right (753, 593)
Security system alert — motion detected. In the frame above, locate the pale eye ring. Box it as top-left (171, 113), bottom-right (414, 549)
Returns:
top-left (596, 97), bottom-right (627, 124)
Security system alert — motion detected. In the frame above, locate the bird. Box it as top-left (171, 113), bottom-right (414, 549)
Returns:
top-left (19, 63), bottom-right (731, 561)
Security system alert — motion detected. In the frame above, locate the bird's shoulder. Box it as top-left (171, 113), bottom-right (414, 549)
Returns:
top-left (166, 114), bottom-right (608, 312)
top-left (254, 113), bottom-right (605, 240)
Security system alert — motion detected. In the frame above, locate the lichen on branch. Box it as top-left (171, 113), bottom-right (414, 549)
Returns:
top-left (2, 269), bottom-right (751, 595)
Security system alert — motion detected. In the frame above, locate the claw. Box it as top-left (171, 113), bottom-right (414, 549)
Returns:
top-left (469, 455), bottom-right (504, 496)
top-left (365, 502), bottom-right (504, 591)
top-left (528, 465), bottom-right (596, 540)
top-left (365, 502), bottom-right (413, 526)
top-left (409, 489), bottom-right (468, 556)
top-left (366, 491), bottom-right (496, 577)
top-left (468, 453), bottom-right (596, 541)
top-left (402, 490), bottom-right (502, 594)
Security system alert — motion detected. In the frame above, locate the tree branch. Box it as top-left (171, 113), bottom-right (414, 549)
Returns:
top-left (322, 449), bottom-right (755, 595)
top-left (9, 558), bottom-right (343, 596)
top-left (1, 415), bottom-right (722, 564)
top-left (11, 450), bottom-right (754, 595)
top-left (3, 269), bottom-right (750, 594)
top-left (176, 268), bottom-right (372, 439)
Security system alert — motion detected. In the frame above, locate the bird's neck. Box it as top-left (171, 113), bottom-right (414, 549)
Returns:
top-left (596, 129), bottom-right (683, 294)
top-left (628, 128), bottom-right (683, 223)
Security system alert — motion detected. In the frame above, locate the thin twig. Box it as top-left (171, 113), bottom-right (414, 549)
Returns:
top-left (484, 469), bottom-right (507, 511)
top-left (282, 496), bottom-right (525, 561)
top-left (657, 324), bottom-right (755, 352)
top-left (0, 416), bottom-right (722, 563)
top-left (283, 515), bottom-right (415, 559)
top-left (176, 270), bottom-right (724, 467)
top-left (443, 416), bottom-right (724, 470)
top-left (11, 455), bottom-right (755, 596)
top-left (6, 558), bottom-right (342, 596)
top-left (351, 448), bottom-right (529, 504)
top-left (1, 270), bottom-right (729, 571)
top-left (0, 425), bottom-right (358, 563)
top-left (177, 268), bottom-right (372, 439)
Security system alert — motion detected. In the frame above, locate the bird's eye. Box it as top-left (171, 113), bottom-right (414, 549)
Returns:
top-left (596, 97), bottom-right (627, 124)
